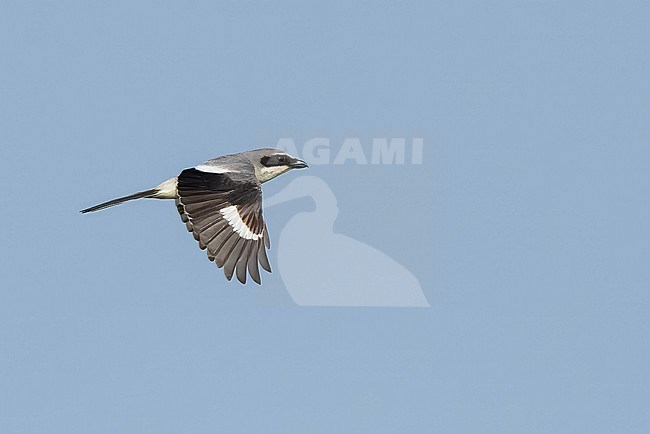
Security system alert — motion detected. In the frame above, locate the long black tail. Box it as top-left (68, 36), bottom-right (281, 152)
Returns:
top-left (80, 189), bottom-right (158, 214)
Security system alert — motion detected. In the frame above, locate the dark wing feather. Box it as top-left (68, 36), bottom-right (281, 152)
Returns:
top-left (176, 168), bottom-right (271, 284)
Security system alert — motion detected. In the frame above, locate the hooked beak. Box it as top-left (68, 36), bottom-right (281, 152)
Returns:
top-left (289, 159), bottom-right (309, 169)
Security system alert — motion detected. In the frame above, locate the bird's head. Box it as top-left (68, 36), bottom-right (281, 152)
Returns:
top-left (246, 148), bottom-right (309, 183)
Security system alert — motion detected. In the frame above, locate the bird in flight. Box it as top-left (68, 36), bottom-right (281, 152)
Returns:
top-left (81, 148), bottom-right (308, 285)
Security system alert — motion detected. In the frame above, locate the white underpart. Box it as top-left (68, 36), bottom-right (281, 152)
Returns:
top-left (220, 205), bottom-right (263, 240)
top-left (255, 165), bottom-right (290, 183)
top-left (152, 177), bottom-right (178, 199)
top-left (196, 164), bottom-right (237, 174)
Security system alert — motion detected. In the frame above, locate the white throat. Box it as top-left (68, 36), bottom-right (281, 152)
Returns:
top-left (255, 165), bottom-right (290, 183)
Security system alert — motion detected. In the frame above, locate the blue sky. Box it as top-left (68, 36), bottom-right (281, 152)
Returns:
top-left (1, 1), bottom-right (649, 433)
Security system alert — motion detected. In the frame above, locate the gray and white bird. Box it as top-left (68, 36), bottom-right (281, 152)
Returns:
top-left (81, 148), bottom-right (308, 285)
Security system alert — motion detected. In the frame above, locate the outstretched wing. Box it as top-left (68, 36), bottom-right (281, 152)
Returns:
top-left (176, 167), bottom-right (271, 284)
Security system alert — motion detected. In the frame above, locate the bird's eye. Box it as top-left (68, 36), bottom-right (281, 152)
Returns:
top-left (278, 156), bottom-right (286, 163)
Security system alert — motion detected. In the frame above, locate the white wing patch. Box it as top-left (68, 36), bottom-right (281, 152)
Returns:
top-left (196, 164), bottom-right (237, 174)
top-left (220, 205), bottom-right (263, 240)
